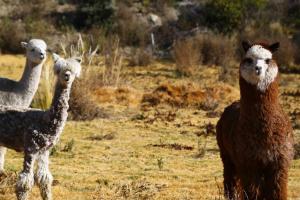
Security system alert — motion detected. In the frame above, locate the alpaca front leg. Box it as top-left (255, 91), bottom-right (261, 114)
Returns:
top-left (36, 151), bottom-right (53, 200)
top-left (0, 146), bottom-right (6, 173)
top-left (16, 153), bottom-right (36, 200)
top-left (240, 174), bottom-right (261, 200)
top-left (262, 167), bottom-right (288, 200)
top-left (221, 153), bottom-right (238, 200)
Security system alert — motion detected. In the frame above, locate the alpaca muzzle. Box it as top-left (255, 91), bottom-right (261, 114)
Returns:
top-left (255, 66), bottom-right (262, 75)
top-left (64, 72), bottom-right (71, 81)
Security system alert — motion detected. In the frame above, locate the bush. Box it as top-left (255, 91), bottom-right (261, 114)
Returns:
top-left (60, 34), bottom-right (124, 120)
top-left (74, 0), bottom-right (114, 28)
top-left (196, 33), bottom-right (236, 66)
top-left (172, 32), bottom-right (236, 76)
top-left (203, 0), bottom-right (267, 34)
top-left (0, 18), bottom-right (26, 53)
top-left (173, 38), bottom-right (201, 76)
top-left (128, 48), bottom-right (154, 67)
top-left (115, 3), bottom-right (149, 46)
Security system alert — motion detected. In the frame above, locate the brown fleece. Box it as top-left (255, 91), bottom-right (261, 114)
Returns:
top-left (216, 62), bottom-right (294, 199)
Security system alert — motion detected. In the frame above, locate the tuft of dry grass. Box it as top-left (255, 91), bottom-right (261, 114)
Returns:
top-left (173, 38), bottom-right (201, 76)
top-left (59, 34), bottom-right (125, 120)
top-left (102, 37), bottom-right (123, 87)
top-left (96, 178), bottom-right (166, 200)
top-left (86, 133), bottom-right (116, 141)
top-left (196, 33), bottom-right (236, 67)
top-left (128, 47), bottom-right (154, 67)
top-left (31, 59), bottom-right (55, 109)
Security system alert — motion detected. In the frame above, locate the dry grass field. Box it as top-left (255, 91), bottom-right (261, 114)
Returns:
top-left (0, 55), bottom-right (299, 200)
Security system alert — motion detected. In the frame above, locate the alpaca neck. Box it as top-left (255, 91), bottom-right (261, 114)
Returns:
top-left (239, 76), bottom-right (280, 118)
top-left (18, 59), bottom-right (43, 106)
top-left (48, 82), bottom-right (70, 133)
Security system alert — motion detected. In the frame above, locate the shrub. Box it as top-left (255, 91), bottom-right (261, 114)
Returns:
top-left (128, 47), bottom-right (154, 67)
top-left (173, 38), bottom-right (201, 76)
top-left (203, 0), bottom-right (243, 34)
top-left (74, 0), bottom-right (114, 28)
top-left (172, 32), bottom-right (236, 76)
top-left (102, 36), bottom-right (123, 86)
top-left (0, 18), bottom-right (26, 53)
top-left (59, 34), bottom-right (124, 120)
top-left (115, 3), bottom-right (149, 46)
top-left (203, 0), bottom-right (267, 34)
top-left (196, 33), bottom-right (236, 66)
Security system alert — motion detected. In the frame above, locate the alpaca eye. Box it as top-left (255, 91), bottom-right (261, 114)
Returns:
top-left (265, 59), bottom-right (271, 64)
top-left (31, 49), bottom-right (35, 52)
top-left (245, 58), bottom-right (253, 64)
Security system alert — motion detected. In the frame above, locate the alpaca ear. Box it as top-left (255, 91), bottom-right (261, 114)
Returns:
top-left (21, 42), bottom-right (28, 49)
top-left (47, 48), bottom-right (53, 53)
top-left (269, 42), bottom-right (280, 53)
top-left (52, 53), bottom-right (60, 63)
top-left (52, 53), bottom-right (62, 75)
top-left (75, 57), bottom-right (82, 64)
top-left (242, 41), bottom-right (252, 52)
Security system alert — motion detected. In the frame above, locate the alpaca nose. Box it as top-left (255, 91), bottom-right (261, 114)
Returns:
top-left (40, 53), bottom-right (45, 59)
top-left (64, 73), bottom-right (70, 81)
top-left (255, 66), bottom-right (262, 75)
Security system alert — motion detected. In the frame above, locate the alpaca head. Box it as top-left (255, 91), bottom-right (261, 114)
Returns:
top-left (52, 53), bottom-right (81, 88)
top-left (240, 41), bottom-right (280, 91)
top-left (21, 39), bottom-right (47, 65)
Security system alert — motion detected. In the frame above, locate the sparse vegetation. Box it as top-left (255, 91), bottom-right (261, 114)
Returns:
top-left (62, 139), bottom-right (75, 152)
top-left (0, 54), bottom-right (299, 199)
top-left (0, 1), bottom-right (299, 199)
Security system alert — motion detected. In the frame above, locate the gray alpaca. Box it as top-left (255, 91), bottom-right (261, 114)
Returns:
top-left (0, 53), bottom-right (81, 200)
top-left (0, 39), bottom-right (47, 172)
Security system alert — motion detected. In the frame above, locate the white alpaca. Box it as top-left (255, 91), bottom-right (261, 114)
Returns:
top-left (0, 39), bottom-right (47, 172)
top-left (0, 53), bottom-right (81, 200)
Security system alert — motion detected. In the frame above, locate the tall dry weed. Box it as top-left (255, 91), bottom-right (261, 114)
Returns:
top-left (31, 59), bottom-right (55, 109)
top-left (173, 32), bottom-right (236, 76)
top-left (59, 34), bottom-right (123, 120)
top-left (173, 38), bottom-right (201, 76)
top-left (102, 36), bottom-right (123, 87)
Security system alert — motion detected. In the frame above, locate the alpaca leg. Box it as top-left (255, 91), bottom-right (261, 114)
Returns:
top-left (0, 147), bottom-right (7, 173)
top-left (35, 151), bottom-right (53, 200)
top-left (262, 167), bottom-right (288, 200)
top-left (16, 153), bottom-right (36, 200)
top-left (240, 174), bottom-right (261, 200)
top-left (221, 153), bottom-right (238, 200)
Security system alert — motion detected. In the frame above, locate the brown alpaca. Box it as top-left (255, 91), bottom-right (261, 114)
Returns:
top-left (216, 41), bottom-right (294, 200)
